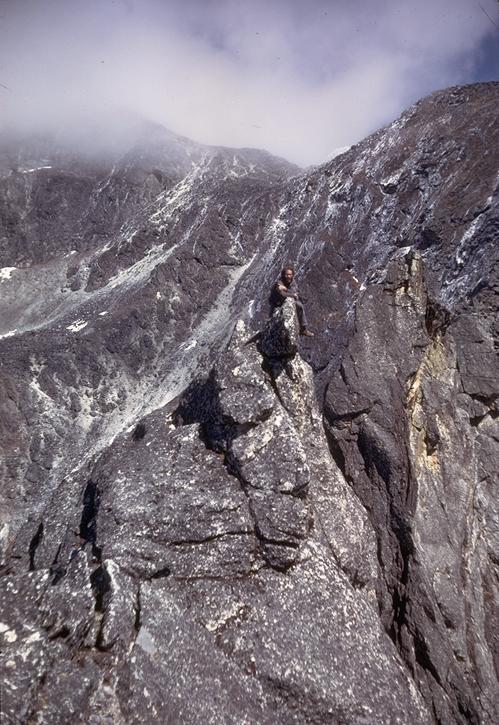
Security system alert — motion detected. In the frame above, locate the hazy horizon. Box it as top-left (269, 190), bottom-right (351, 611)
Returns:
top-left (0, 0), bottom-right (498, 166)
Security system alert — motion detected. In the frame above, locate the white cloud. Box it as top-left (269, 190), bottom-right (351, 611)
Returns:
top-left (0, 0), bottom-right (497, 165)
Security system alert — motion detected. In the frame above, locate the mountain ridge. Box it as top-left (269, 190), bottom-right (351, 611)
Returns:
top-left (0, 81), bottom-right (498, 723)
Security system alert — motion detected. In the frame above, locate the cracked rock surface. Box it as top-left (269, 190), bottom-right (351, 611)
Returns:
top-left (324, 251), bottom-right (499, 723)
top-left (1, 306), bottom-right (427, 723)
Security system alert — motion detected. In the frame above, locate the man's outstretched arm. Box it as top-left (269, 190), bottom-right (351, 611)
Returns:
top-left (276, 282), bottom-right (298, 299)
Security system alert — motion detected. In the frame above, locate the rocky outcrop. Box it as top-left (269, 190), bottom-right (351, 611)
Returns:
top-left (258, 298), bottom-right (299, 358)
top-left (1, 305), bottom-right (429, 723)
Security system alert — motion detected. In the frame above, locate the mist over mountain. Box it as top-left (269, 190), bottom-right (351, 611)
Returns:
top-left (0, 82), bottom-right (498, 723)
top-left (0, 0), bottom-right (498, 165)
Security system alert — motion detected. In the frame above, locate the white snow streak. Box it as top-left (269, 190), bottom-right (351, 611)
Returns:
top-left (66, 319), bottom-right (88, 332)
top-left (0, 329), bottom-right (17, 339)
top-left (19, 166), bottom-right (52, 173)
top-left (455, 217), bottom-right (481, 267)
top-left (0, 267), bottom-right (16, 281)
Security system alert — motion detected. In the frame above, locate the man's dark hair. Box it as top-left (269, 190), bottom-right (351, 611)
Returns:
top-left (281, 266), bottom-right (294, 277)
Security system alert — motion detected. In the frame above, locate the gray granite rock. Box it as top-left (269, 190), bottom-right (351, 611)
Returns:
top-left (258, 297), bottom-right (300, 358)
top-left (324, 250), bottom-right (499, 723)
top-left (0, 309), bottom-right (428, 724)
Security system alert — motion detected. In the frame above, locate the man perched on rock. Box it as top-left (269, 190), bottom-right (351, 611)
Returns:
top-left (269, 266), bottom-right (314, 337)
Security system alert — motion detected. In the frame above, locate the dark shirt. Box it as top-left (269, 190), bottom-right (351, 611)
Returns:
top-left (269, 278), bottom-right (299, 308)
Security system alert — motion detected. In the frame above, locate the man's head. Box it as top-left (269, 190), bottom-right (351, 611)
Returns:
top-left (281, 267), bottom-right (294, 287)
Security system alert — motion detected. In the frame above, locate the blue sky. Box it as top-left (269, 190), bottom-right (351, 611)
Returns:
top-left (0, 0), bottom-right (497, 164)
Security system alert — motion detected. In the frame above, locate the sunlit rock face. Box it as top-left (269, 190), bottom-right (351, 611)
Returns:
top-left (324, 251), bottom-right (498, 723)
top-left (0, 82), bottom-right (498, 723)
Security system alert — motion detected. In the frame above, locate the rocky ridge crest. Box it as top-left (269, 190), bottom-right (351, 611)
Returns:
top-left (1, 303), bottom-right (429, 723)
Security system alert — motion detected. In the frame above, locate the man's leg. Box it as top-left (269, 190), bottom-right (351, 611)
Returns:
top-left (295, 300), bottom-right (309, 331)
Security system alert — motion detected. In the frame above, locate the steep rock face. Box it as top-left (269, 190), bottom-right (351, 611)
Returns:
top-left (1, 82), bottom-right (498, 723)
top-left (0, 126), bottom-right (202, 266)
top-left (0, 306), bottom-right (429, 723)
top-left (324, 251), bottom-right (498, 723)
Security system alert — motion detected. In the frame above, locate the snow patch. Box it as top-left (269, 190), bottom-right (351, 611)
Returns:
top-left (0, 267), bottom-right (16, 281)
top-left (394, 246), bottom-right (413, 257)
top-left (226, 154), bottom-right (254, 179)
top-left (455, 216), bottom-right (481, 266)
top-left (379, 172), bottom-right (402, 191)
top-left (104, 242), bottom-right (178, 293)
top-left (149, 159), bottom-right (206, 220)
top-left (29, 378), bottom-right (52, 403)
top-left (66, 319), bottom-right (88, 332)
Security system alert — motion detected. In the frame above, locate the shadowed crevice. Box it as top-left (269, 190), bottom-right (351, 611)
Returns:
top-left (79, 480), bottom-right (101, 560)
top-left (28, 521), bottom-right (44, 571)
